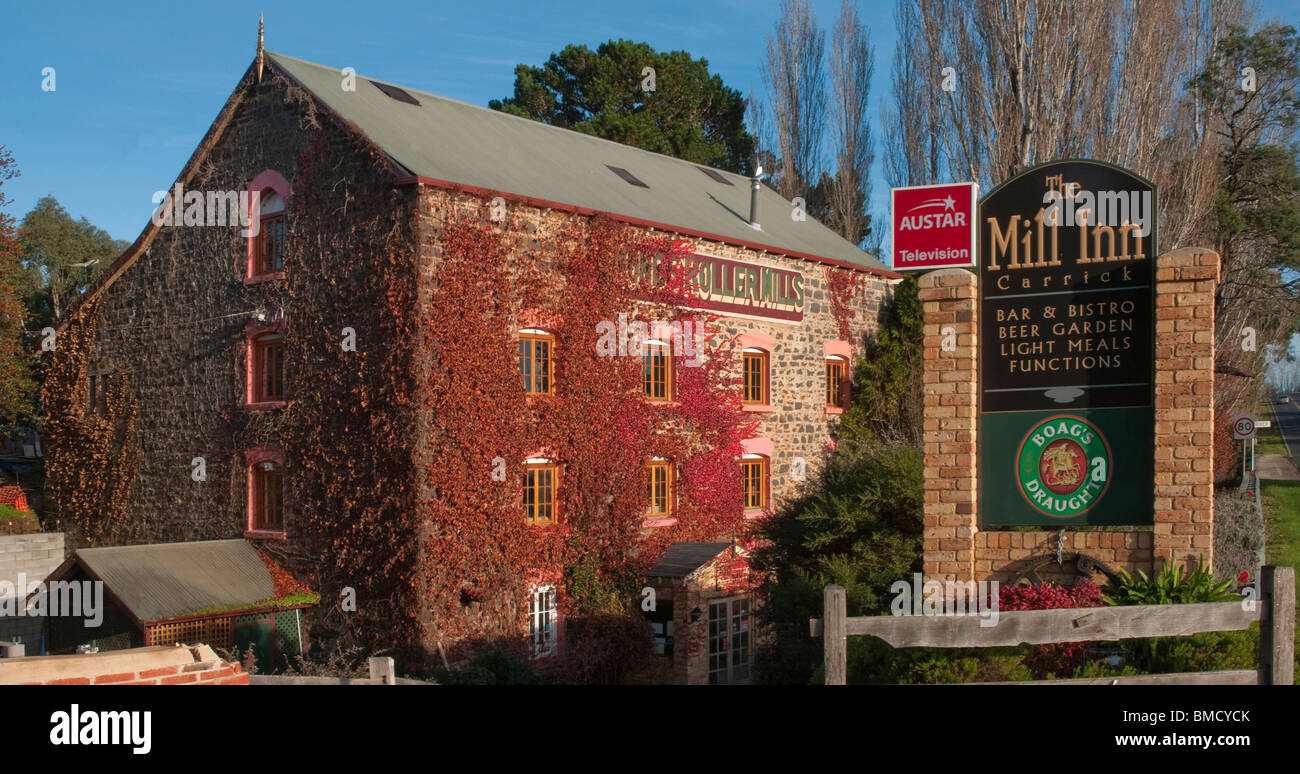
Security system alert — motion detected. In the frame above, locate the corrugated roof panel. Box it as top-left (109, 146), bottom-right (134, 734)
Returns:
top-left (265, 51), bottom-right (891, 273)
top-left (647, 542), bottom-right (732, 578)
top-left (71, 540), bottom-right (277, 623)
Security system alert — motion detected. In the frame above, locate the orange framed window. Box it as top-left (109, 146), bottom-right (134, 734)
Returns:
top-left (646, 460), bottom-right (673, 517)
top-left (826, 357), bottom-right (846, 408)
top-left (523, 461), bottom-right (557, 524)
top-left (643, 341), bottom-right (672, 401)
top-left (252, 460), bottom-right (284, 530)
top-left (520, 331), bottom-right (555, 395)
top-left (252, 333), bottom-right (285, 402)
top-left (743, 349), bottom-right (768, 404)
top-left (742, 456), bottom-right (768, 511)
top-left (255, 213), bottom-right (286, 275)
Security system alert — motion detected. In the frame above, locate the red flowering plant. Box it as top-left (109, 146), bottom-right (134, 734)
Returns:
top-left (998, 580), bottom-right (1104, 679)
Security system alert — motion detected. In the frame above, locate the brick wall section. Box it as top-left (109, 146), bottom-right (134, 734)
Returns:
top-left (637, 549), bottom-right (761, 685)
top-left (0, 532), bottom-right (65, 648)
top-left (0, 643), bottom-right (248, 685)
top-left (0, 532), bottom-right (65, 591)
top-left (919, 269), bottom-right (978, 584)
top-left (1152, 248), bottom-right (1219, 569)
top-left (924, 250), bottom-right (1219, 584)
top-left (975, 530), bottom-right (1155, 585)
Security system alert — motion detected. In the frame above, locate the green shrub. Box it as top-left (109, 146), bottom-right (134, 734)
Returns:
top-left (752, 443), bottom-right (923, 684)
top-left (1103, 556), bottom-right (1237, 605)
top-left (1122, 625), bottom-right (1258, 674)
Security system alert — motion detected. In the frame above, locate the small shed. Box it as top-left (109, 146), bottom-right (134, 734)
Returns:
top-left (638, 542), bottom-right (758, 685)
top-left (38, 539), bottom-right (315, 671)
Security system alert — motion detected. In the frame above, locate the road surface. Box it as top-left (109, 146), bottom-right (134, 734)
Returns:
top-left (1259, 396), bottom-right (1300, 481)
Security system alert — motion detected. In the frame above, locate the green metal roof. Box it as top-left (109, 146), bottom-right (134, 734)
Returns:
top-left (64, 540), bottom-right (277, 623)
top-left (267, 51), bottom-right (891, 273)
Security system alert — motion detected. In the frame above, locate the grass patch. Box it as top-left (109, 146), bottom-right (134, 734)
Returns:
top-left (1254, 405), bottom-right (1291, 459)
top-left (0, 505), bottom-right (40, 536)
top-left (1261, 480), bottom-right (1300, 569)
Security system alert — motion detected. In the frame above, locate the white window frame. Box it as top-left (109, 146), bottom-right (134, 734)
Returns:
top-left (528, 584), bottom-right (558, 659)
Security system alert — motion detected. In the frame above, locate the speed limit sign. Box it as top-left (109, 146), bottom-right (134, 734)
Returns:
top-left (1232, 414), bottom-right (1257, 440)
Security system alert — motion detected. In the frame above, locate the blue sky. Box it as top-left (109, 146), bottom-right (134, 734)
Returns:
top-left (0, 0), bottom-right (1297, 247)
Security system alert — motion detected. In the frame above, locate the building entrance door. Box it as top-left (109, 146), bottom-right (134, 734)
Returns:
top-left (707, 596), bottom-right (751, 684)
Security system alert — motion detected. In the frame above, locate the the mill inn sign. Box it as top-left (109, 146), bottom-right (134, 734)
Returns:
top-left (978, 160), bottom-right (1156, 526)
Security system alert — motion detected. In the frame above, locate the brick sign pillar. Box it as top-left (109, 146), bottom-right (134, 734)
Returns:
top-left (920, 269), bottom-right (978, 584)
top-left (920, 249), bottom-right (1220, 585)
top-left (1152, 247), bottom-right (1220, 569)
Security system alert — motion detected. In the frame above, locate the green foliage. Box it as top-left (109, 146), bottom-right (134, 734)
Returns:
top-left (562, 538), bottom-right (638, 615)
top-left (435, 649), bottom-right (543, 685)
top-left (1103, 557), bottom-right (1237, 605)
top-left (490, 39), bottom-right (756, 173)
top-left (1123, 625), bottom-right (1258, 675)
top-left (752, 442), bottom-right (923, 684)
top-left (838, 275), bottom-right (924, 449)
top-left (816, 637), bottom-right (1031, 684)
top-left (0, 504), bottom-right (39, 536)
top-left (181, 591), bottom-right (321, 618)
top-left (17, 195), bottom-right (126, 326)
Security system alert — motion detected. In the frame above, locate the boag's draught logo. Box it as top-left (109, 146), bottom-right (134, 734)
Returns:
top-left (1015, 415), bottom-right (1112, 518)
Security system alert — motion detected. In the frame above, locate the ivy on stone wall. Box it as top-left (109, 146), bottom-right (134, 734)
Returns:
top-left (41, 296), bottom-right (142, 546)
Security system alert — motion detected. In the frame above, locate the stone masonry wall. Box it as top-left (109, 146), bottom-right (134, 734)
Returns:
top-left (415, 187), bottom-right (894, 514)
top-left (67, 66), bottom-right (403, 549)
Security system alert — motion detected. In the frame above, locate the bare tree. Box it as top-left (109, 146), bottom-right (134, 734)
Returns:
top-left (824, 0), bottom-right (876, 245)
top-left (760, 0), bottom-right (827, 200)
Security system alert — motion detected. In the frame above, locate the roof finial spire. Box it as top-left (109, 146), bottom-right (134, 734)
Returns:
top-left (256, 13), bottom-right (265, 83)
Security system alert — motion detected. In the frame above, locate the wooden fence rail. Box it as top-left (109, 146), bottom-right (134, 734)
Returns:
top-left (810, 565), bottom-right (1294, 685)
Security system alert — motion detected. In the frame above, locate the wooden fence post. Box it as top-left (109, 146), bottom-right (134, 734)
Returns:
top-left (1260, 566), bottom-right (1295, 685)
top-left (824, 585), bottom-right (847, 686)
top-left (369, 656), bottom-right (396, 685)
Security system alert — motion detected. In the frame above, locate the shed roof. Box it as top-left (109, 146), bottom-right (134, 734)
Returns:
top-left (647, 542), bottom-right (733, 578)
top-left (266, 51), bottom-right (892, 274)
top-left (52, 539), bottom-right (279, 623)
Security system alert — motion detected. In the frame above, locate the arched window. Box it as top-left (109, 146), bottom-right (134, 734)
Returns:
top-left (246, 447), bottom-right (286, 536)
top-left (245, 170), bottom-right (290, 283)
top-left (519, 329), bottom-right (555, 395)
top-left (244, 318), bottom-right (287, 409)
top-left (643, 340), bottom-right (672, 402)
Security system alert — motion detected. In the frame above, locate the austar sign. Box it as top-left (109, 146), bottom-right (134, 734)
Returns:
top-left (890, 182), bottom-right (978, 270)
